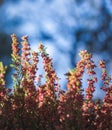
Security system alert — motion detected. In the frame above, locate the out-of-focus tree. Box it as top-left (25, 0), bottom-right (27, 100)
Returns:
top-left (0, 33), bottom-right (11, 60)
top-left (0, 0), bottom-right (4, 5)
top-left (70, 0), bottom-right (112, 67)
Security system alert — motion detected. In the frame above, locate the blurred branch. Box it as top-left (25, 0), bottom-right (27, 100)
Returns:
top-left (0, 0), bottom-right (4, 5)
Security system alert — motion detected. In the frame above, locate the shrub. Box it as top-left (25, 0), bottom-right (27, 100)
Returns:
top-left (0, 34), bottom-right (112, 130)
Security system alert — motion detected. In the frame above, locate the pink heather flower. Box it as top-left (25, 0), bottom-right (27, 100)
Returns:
top-left (21, 35), bottom-right (31, 65)
top-left (99, 60), bottom-right (106, 68)
top-left (38, 43), bottom-right (60, 99)
top-left (11, 34), bottom-right (20, 61)
top-left (0, 34), bottom-right (112, 129)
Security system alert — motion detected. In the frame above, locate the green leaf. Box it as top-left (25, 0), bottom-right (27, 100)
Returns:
top-left (11, 54), bottom-right (17, 61)
top-left (10, 64), bottom-right (15, 68)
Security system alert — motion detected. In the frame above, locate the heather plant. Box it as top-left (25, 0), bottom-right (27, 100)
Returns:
top-left (0, 34), bottom-right (112, 130)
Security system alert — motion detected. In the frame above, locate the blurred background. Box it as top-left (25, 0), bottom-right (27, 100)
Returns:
top-left (0, 0), bottom-right (112, 98)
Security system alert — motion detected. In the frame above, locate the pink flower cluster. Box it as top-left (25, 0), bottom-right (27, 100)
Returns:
top-left (0, 34), bottom-right (111, 130)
